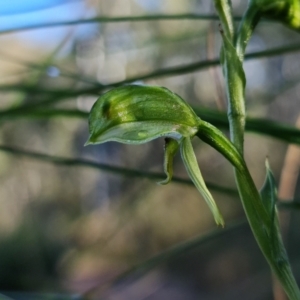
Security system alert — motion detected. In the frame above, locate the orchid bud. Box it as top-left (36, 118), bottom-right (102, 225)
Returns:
top-left (86, 85), bottom-right (224, 226)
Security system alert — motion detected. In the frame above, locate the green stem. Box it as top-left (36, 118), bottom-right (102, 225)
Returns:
top-left (113, 219), bottom-right (247, 283)
top-left (213, 0), bottom-right (235, 40)
top-left (212, 3), bottom-right (300, 296)
top-left (197, 122), bottom-right (300, 300)
top-left (214, 1), bottom-right (245, 154)
top-left (0, 144), bottom-right (235, 195)
top-left (221, 34), bottom-right (246, 154)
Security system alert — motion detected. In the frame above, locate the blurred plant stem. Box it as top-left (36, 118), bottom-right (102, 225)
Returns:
top-left (82, 218), bottom-right (248, 299)
top-left (0, 14), bottom-right (244, 35)
top-left (0, 144), bottom-right (236, 196)
top-left (0, 106), bottom-right (299, 145)
top-left (0, 144), bottom-right (298, 210)
top-left (13, 28), bottom-right (76, 109)
top-left (0, 42), bottom-right (300, 102)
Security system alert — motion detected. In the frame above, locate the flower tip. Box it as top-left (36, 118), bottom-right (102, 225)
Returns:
top-left (217, 217), bottom-right (225, 228)
top-left (84, 137), bottom-right (93, 146)
top-left (213, 212), bottom-right (225, 227)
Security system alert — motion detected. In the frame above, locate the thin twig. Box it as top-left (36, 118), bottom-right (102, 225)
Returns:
top-left (0, 144), bottom-right (237, 196)
top-left (0, 14), bottom-right (243, 35)
top-left (82, 218), bottom-right (248, 299)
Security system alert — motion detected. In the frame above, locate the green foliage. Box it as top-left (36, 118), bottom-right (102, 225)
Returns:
top-left (1, 1), bottom-right (300, 299)
top-left (259, 162), bottom-right (300, 300)
top-left (85, 1), bottom-right (300, 298)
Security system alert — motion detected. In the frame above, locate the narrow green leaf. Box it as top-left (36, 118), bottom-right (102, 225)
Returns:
top-left (260, 159), bottom-right (277, 222)
top-left (259, 160), bottom-right (300, 300)
top-left (180, 137), bottom-right (224, 226)
top-left (259, 160), bottom-right (283, 257)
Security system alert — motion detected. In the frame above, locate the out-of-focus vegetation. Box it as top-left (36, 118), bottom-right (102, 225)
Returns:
top-left (0, 0), bottom-right (300, 299)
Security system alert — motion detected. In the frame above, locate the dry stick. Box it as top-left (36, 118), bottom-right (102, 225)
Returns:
top-left (273, 115), bottom-right (300, 300)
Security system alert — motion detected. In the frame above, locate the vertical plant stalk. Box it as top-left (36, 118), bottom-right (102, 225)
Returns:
top-left (214, 0), bottom-right (246, 155)
top-left (197, 122), bottom-right (300, 300)
top-left (213, 0), bottom-right (235, 41)
top-left (214, 1), bottom-right (300, 298)
top-left (220, 33), bottom-right (246, 154)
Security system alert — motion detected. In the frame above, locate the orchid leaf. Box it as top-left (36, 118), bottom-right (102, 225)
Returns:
top-left (260, 160), bottom-right (277, 222)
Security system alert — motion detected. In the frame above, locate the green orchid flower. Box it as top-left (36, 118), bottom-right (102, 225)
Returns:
top-left (85, 84), bottom-right (300, 298)
top-left (86, 85), bottom-right (224, 226)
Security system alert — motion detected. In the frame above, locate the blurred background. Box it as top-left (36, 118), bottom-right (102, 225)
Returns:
top-left (0, 0), bottom-right (300, 299)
